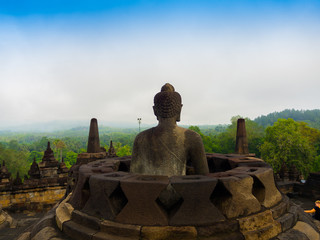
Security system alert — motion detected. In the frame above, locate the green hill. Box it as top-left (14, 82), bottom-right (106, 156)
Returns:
top-left (254, 109), bottom-right (320, 129)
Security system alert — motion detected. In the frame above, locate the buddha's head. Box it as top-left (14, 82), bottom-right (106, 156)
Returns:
top-left (153, 83), bottom-right (182, 122)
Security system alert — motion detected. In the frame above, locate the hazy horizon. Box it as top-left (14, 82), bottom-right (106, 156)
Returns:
top-left (1, 107), bottom-right (318, 132)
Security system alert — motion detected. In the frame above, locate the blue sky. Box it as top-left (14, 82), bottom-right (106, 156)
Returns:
top-left (0, 1), bottom-right (320, 128)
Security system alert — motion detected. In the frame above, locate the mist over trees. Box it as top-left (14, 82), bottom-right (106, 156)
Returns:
top-left (1, 109), bottom-right (320, 179)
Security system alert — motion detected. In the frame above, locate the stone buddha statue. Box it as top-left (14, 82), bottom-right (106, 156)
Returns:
top-left (130, 83), bottom-right (209, 176)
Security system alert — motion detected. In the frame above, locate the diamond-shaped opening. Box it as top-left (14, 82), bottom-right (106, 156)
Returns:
top-left (109, 185), bottom-right (128, 216)
top-left (156, 184), bottom-right (183, 217)
top-left (118, 161), bottom-right (130, 172)
top-left (252, 176), bottom-right (265, 203)
top-left (210, 181), bottom-right (232, 211)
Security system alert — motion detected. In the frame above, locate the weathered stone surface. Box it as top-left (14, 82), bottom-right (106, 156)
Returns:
top-left (293, 221), bottom-right (320, 240)
top-left (0, 160), bottom-right (11, 187)
top-left (197, 220), bottom-right (244, 240)
top-left (29, 206), bottom-right (58, 238)
top-left (141, 225), bottom-right (197, 240)
top-left (100, 219), bottom-right (141, 238)
top-left (275, 229), bottom-right (309, 240)
top-left (93, 232), bottom-right (139, 240)
top-left (287, 204), bottom-right (299, 224)
top-left (56, 194), bottom-right (74, 231)
top-left (271, 198), bottom-right (289, 219)
top-left (63, 220), bottom-right (98, 240)
top-left (38, 142), bottom-right (60, 178)
top-left (227, 156), bottom-right (267, 169)
top-left (235, 118), bottom-right (249, 155)
top-left (16, 232), bottom-right (31, 240)
top-left (198, 232), bottom-right (245, 240)
top-left (71, 210), bottom-right (101, 231)
top-left (238, 210), bottom-right (281, 240)
top-left (28, 158), bottom-right (40, 179)
top-left (130, 83), bottom-right (209, 176)
top-left (107, 141), bottom-right (117, 158)
top-left (32, 226), bottom-right (59, 240)
top-left (116, 175), bottom-right (169, 225)
top-left (82, 172), bottom-right (130, 220)
top-left (211, 175), bottom-right (261, 218)
top-left (75, 152), bottom-right (108, 165)
top-left (197, 220), bottom-right (238, 236)
top-left (69, 159), bottom-right (120, 210)
top-left (169, 175), bottom-right (225, 225)
top-left (0, 186), bottom-right (66, 211)
top-left (0, 209), bottom-right (12, 229)
top-left (229, 167), bottom-right (282, 208)
top-left (277, 213), bottom-right (296, 232)
top-left (87, 118), bottom-right (103, 153)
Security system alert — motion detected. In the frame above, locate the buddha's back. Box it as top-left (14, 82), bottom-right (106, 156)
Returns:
top-left (130, 83), bottom-right (209, 177)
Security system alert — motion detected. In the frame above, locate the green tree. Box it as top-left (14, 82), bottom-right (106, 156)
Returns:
top-left (27, 151), bottom-right (44, 164)
top-left (189, 126), bottom-right (219, 153)
top-left (116, 145), bottom-right (132, 157)
top-left (260, 118), bottom-right (320, 178)
top-left (53, 139), bottom-right (66, 162)
top-left (212, 116), bottom-right (265, 156)
top-left (0, 146), bottom-right (29, 178)
top-left (64, 151), bottom-right (78, 168)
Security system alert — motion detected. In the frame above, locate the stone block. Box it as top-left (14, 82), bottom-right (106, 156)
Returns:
top-left (82, 172), bottom-right (131, 220)
top-left (293, 221), bottom-right (320, 240)
top-left (115, 175), bottom-right (169, 225)
top-left (271, 199), bottom-right (288, 219)
top-left (287, 204), bottom-right (299, 224)
top-left (93, 232), bottom-right (139, 240)
top-left (276, 213), bottom-right (296, 232)
top-left (63, 220), bottom-right (98, 240)
top-left (141, 225), bottom-right (197, 240)
top-left (55, 194), bottom-right (74, 231)
top-left (100, 219), bottom-right (141, 238)
top-left (229, 167), bottom-right (282, 208)
top-left (169, 175), bottom-right (225, 226)
top-left (238, 210), bottom-right (281, 240)
top-left (242, 224), bottom-right (281, 240)
top-left (197, 220), bottom-right (239, 236)
top-left (198, 232), bottom-right (244, 240)
top-left (16, 232), bottom-right (31, 240)
top-left (32, 226), bottom-right (59, 240)
top-left (30, 209), bottom-right (56, 238)
top-left (69, 160), bottom-right (119, 210)
top-left (197, 220), bottom-right (244, 240)
top-left (67, 170), bottom-right (93, 210)
top-left (275, 229), bottom-right (309, 240)
top-left (211, 175), bottom-right (261, 218)
top-left (71, 210), bottom-right (101, 231)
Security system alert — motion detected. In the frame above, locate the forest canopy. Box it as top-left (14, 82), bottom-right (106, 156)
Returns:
top-left (1, 109), bottom-right (320, 179)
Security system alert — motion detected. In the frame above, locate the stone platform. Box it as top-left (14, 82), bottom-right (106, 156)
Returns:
top-left (48, 154), bottom-right (320, 240)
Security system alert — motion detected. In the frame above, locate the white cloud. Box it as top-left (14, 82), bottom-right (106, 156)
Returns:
top-left (0, 12), bottom-right (320, 128)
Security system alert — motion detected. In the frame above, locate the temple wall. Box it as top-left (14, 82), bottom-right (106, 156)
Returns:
top-left (0, 186), bottom-right (66, 212)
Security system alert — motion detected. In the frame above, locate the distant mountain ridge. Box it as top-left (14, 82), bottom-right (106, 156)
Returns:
top-left (254, 109), bottom-right (320, 129)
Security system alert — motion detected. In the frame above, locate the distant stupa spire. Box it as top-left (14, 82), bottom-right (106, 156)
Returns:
top-left (87, 118), bottom-right (101, 153)
top-left (235, 118), bottom-right (249, 155)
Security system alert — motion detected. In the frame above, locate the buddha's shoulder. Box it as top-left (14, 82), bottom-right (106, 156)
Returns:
top-left (183, 128), bottom-right (202, 140)
top-left (135, 128), bottom-right (155, 140)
